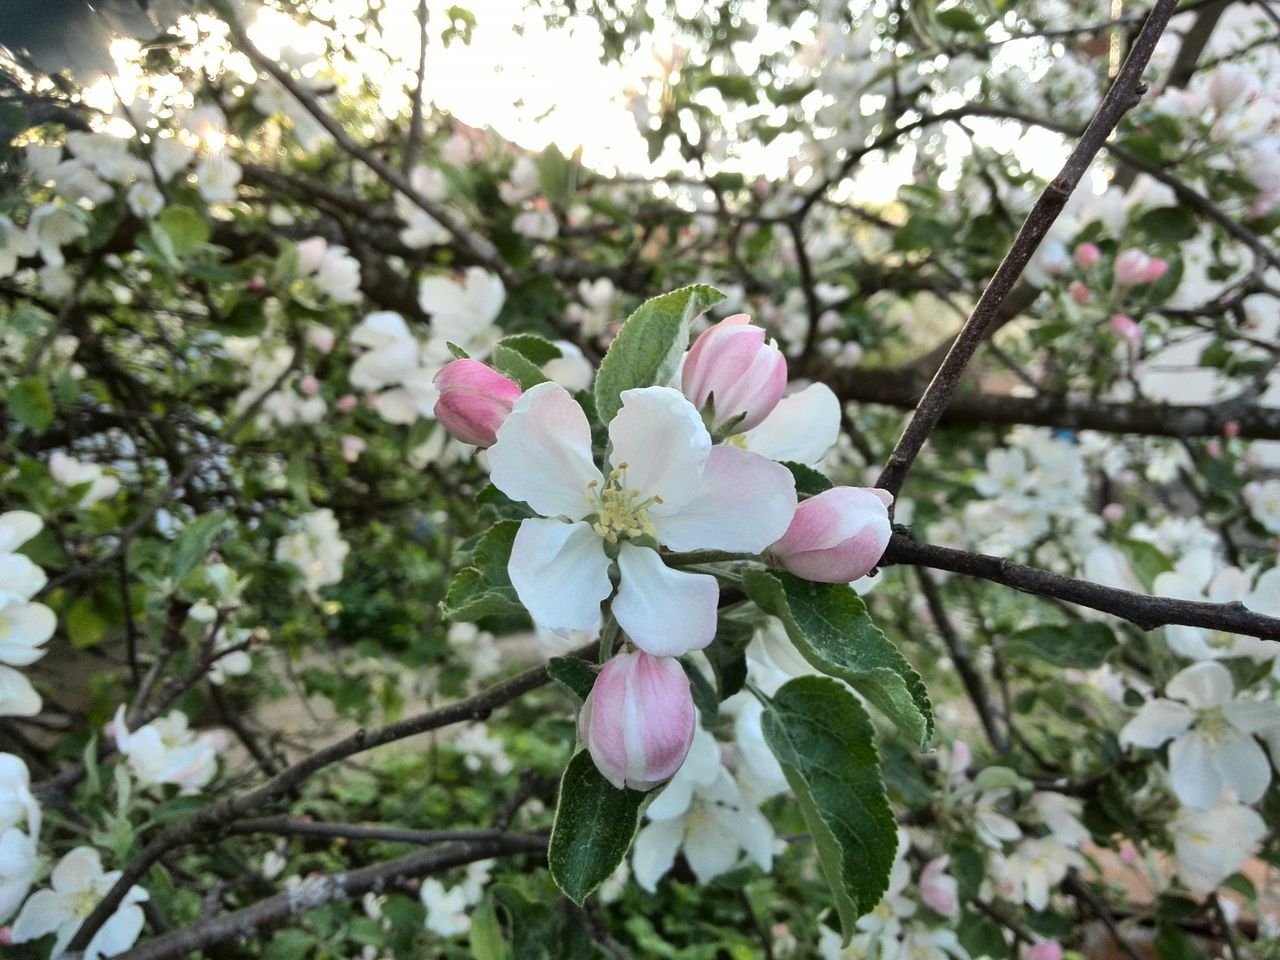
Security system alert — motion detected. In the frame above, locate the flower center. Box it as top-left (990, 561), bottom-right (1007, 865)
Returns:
top-left (1196, 707), bottom-right (1229, 741)
top-left (74, 890), bottom-right (99, 918)
top-left (588, 464), bottom-right (661, 543)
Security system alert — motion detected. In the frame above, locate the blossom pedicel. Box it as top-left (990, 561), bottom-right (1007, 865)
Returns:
top-left (432, 359), bottom-right (522, 447)
top-left (681, 314), bottom-right (787, 433)
top-left (579, 651), bottom-right (696, 790)
top-left (769, 486), bottom-right (893, 583)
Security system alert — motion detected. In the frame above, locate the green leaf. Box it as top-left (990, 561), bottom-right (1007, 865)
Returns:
top-left (263, 929), bottom-right (318, 960)
top-left (496, 333), bottom-right (563, 365)
top-left (155, 205), bottom-right (210, 258)
top-left (67, 594), bottom-right (110, 649)
top-left (762, 677), bottom-right (897, 939)
top-left (743, 570), bottom-right (933, 748)
top-left (446, 341), bottom-right (471, 360)
top-left (492, 339), bottom-right (549, 390)
top-left (936, 4), bottom-right (985, 32)
top-left (1000, 622), bottom-right (1117, 669)
top-left (170, 512), bottom-right (228, 580)
top-left (441, 521), bottom-right (524, 622)
top-left (1137, 206), bottom-right (1199, 244)
top-left (593, 284), bottom-right (724, 425)
top-left (469, 893), bottom-right (511, 960)
top-left (702, 617), bottom-right (753, 700)
top-left (9, 377), bottom-right (54, 432)
top-left (548, 656), bottom-right (596, 702)
top-left (782, 461), bottom-right (833, 497)
top-left (548, 751), bottom-right (646, 904)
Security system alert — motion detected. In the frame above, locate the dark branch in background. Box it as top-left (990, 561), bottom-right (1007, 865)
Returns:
top-left (884, 532), bottom-right (1280, 640)
top-left (213, 0), bottom-right (510, 283)
top-left (874, 0), bottom-right (1179, 499)
top-left (122, 834), bottom-right (547, 960)
top-left (403, 0), bottom-right (429, 174)
top-left (66, 643), bottom-right (597, 953)
top-left (226, 817), bottom-right (516, 846)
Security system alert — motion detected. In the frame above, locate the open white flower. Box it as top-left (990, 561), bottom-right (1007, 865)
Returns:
top-left (420, 878), bottom-right (470, 937)
top-left (49, 452), bottom-right (120, 507)
top-left (1154, 550), bottom-right (1280, 662)
top-left (27, 204), bottom-right (87, 269)
top-left (112, 706), bottom-right (226, 795)
top-left (631, 726), bottom-right (774, 889)
top-left (488, 382), bottom-right (796, 655)
top-left (0, 754), bottom-right (41, 837)
top-left (0, 216), bottom-right (37, 278)
top-left (1000, 837), bottom-right (1084, 911)
top-left (418, 267), bottom-right (505, 354)
top-left (1170, 799), bottom-right (1266, 894)
top-left (735, 382), bottom-right (840, 466)
top-left (12, 846), bottom-right (148, 960)
top-left (1120, 660), bottom-right (1280, 808)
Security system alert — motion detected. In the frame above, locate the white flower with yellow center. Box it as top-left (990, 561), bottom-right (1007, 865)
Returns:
top-left (1120, 660), bottom-right (1280, 809)
top-left (487, 382), bottom-right (796, 656)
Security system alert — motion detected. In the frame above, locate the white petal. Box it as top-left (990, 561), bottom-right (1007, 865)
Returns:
top-left (11, 889), bottom-right (70, 942)
top-left (0, 555), bottom-right (46, 603)
top-left (1169, 731), bottom-right (1224, 809)
top-left (86, 903), bottom-right (145, 960)
top-left (1214, 730), bottom-right (1272, 804)
top-left (613, 544), bottom-right (717, 657)
top-left (1167, 660), bottom-right (1234, 709)
top-left (651, 446), bottom-right (796, 553)
top-left (52, 846), bottom-right (103, 893)
top-left (0, 603), bottom-right (56, 665)
top-left (607, 387), bottom-right (709, 512)
top-left (632, 817), bottom-right (684, 892)
top-left (683, 817), bottom-right (741, 883)
top-left (1223, 700), bottom-right (1280, 734)
top-left (0, 667), bottom-right (40, 717)
top-left (0, 512), bottom-right (42, 553)
top-left (508, 519), bottom-right (611, 635)
top-left (1119, 699), bottom-right (1194, 748)
top-left (487, 382), bottom-right (602, 520)
top-left (739, 383), bottom-right (840, 465)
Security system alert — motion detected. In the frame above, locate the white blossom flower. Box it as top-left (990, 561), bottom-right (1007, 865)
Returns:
top-left (1244, 479), bottom-right (1280, 533)
top-left (49, 452), bottom-right (120, 507)
top-left (0, 216), bottom-right (36, 278)
top-left (1169, 799), bottom-right (1266, 894)
top-left (632, 726), bottom-right (775, 889)
top-left (312, 245), bottom-right (362, 303)
top-left (487, 382), bottom-right (795, 655)
top-left (1031, 792), bottom-right (1090, 848)
top-left (126, 181), bottom-right (165, 219)
top-left (0, 754), bottom-right (41, 837)
top-left (973, 789), bottom-right (1023, 850)
top-left (542, 340), bottom-right (593, 392)
top-left (513, 204), bottom-right (558, 240)
top-left (396, 167), bottom-right (451, 248)
top-left (112, 706), bottom-right (226, 794)
top-left (565, 278), bottom-right (616, 336)
top-left (735, 383), bottom-right (841, 466)
top-left (274, 509), bottom-right (349, 595)
top-left (1000, 837), bottom-right (1084, 911)
top-left (0, 826), bottom-right (38, 922)
top-left (420, 878), bottom-right (470, 937)
top-left (418, 267), bottom-right (505, 355)
top-left (1155, 551), bottom-right (1280, 661)
top-left (27, 204), bottom-right (88, 269)
top-left (195, 154), bottom-right (242, 203)
top-left (498, 155), bottom-right (540, 205)
top-left (1120, 660), bottom-right (1280, 808)
top-left (12, 847), bottom-right (149, 960)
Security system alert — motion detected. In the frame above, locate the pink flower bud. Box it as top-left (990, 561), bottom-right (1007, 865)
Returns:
top-left (1113, 249), bottom-right (1167, 286)
top-left (1224, 420), bottom-right (1240, 438)
top-left (1102, 502), bottom-right (1124, 523)
top-left (432, 359), bottom-right (522, 447)
top-left (308, 326), bottom-right (336, 355)
top-left (0, 927), bottom-right (11, 946)
top-left (341, 434), bottom-right (366, 462)
top-left (681, 314), bottom-right (787, 433)
top-left (770, 486), bottom-right (893, 583)
top-left (1119, 840), bottom-right (1138, 864)
top-left (1025, 941), bottom-right (1063, 960)
top-left (1109, 313), bottom-right (1141, 344)
top-left (299, 375), bottom-right (320, 396)
top-left (1073, 242), bottom-right (1100, 267)
top-left (1068, 280), bottom-right (1091, 304)
top-left (579, 651), bottom-right (696, 790)
top-left (1206, 438), bottom-right (1222, 458)
top-left (337, 393), bottom-right (358, 413)
top-left (247, 275), bottom-right (265, 292)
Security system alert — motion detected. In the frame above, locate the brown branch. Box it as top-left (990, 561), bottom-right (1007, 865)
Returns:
top-left (122, 834), bottom-right (547, 960)
top-left (65, 643), bottom-right (596, 953)
top-left (883, 532), bottom-right (1280, 640)
top-left (226, 817), bottom-right (516, 846)
top-left (874, 0), bottom-right (1179, 499)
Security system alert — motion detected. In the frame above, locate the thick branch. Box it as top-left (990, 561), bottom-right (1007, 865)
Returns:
top-left (883, 533), bottom-right (1280, 640)
top-left (874, 0), bottom-right (1179, 498)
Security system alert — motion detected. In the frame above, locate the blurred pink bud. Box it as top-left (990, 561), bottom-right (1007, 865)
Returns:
top-left (432, 359), bottom-right (522, 447)
top-left (770, 487), bottom-right (892, 583)
top-left (1224, 420), bottom-right (1240, 438)
top-left (1069, 280), bottom-right (1092, 304)
top-left (337, 393), bottom-right (358, 413)
top-left (247, 275), bottom-right (265, 292)
top-left (308, 326), bottom-right (336, 354)
top-left (341, 434), bottom-right (366, 463)
top-left (752, 176), bottom-right (771, 199)
top-left (920, 856), bottom-right (959, 917)
top-left (1208, 64), bottom-right (1252, 112)
top-left (1206, 438), bottom-right (1222, 458)
top-left (1102, 502), bottom-right (1125, 523)
top-left (1119, 840), bottom-right (1139, 864)
top-left (1109, 314), bottom-right (1141, 344)
top-left (579, 651), bottom-right (696, 790)
top-left (0, 927), bottom-right (11, 946)
top-left (296, 237), bottom-right (327, 275)
top-left (682, 314), bottom-right (787, 432)
top-left (1073, 242), bottom-right (1100, 267)
top-left (1114, 249), bottom-right (1167, 286)
top-left (297, 814), bottom-right (314, 824)
top-left (1025, 942), bottom-right (1063, 960)
top-left (299, 375), bottom-right (320, 396)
